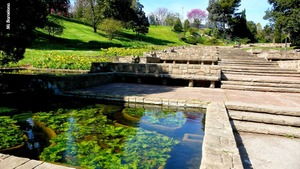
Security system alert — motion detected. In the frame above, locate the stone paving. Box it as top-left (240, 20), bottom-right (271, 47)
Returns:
top-left (0, 153), bottom-right (74, 169)
top-left (67, 82), bottom-right (300, 108)
top-left (236, 132), bottom-right (300, 169)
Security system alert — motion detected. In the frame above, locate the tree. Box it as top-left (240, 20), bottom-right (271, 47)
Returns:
top-left (131, 2), bottom-right (150, 36)
top-left (45, 0), bottom-right (70, 16)
top-left (187, 9), bottom-right (207, 27)
top-left (165, 12), bottom-right (180, 26)
top-left (87, 0), bottom-right (105, 33)
top-left (247, 21), bottom-right (258, 42)
top-left (183, 20), bottom-right (191, 32)
top-left (230, 10), bottom-right (256, 42)
top-left (44, 15), bottom-right (64, 37)
top-left (99, 19), bottom-right (123, 40)
top-left (263, 25), bottom-right (275, 42)
top-left (0, 0), bottom-right (48, 65)
top-left (265, 0), bottom-right (300, 45)
top-left (256, 23), bottom-right (265, 42)
top-left (173, 19), bottom-right (183, 32)
top-left (73, 0), bottom-right (106, 32)
top-left (154, 8), bottom-right (168, 25)
top-left (207, 0), bottom-right (241, 34)
top-left (148, 13), bottom-right (158, 25)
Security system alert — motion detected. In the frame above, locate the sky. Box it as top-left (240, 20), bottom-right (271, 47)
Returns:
top-left (70, 0), bottom-right (271, 26)
top-left (139, 0), bottom-right (271, 26)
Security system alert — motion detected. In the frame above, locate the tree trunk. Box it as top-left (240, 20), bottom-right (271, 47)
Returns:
top-left (93, 25), bottom-right (97, 33)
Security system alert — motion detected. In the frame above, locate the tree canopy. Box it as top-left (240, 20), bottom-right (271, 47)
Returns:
top-left (265, 0), bottom-right (300, 45)
top-left (0, 0), bottom-right (48, 64)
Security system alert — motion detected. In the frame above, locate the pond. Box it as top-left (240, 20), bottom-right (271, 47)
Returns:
top-left (0, 95), bottom-right (205, 169)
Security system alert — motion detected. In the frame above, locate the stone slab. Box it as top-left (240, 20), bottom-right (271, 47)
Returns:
top-left (35, 162), bottom-right (75, 169)
top-left (0, 156), bottom-right (30, 169)
top-left (15, 160), bottom-right (43, 169)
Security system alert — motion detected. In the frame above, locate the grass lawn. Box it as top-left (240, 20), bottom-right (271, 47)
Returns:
top-left (10, 16), bottom-right (185, 70)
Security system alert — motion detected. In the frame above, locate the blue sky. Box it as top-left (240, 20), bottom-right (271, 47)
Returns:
top-left (140, 0), bottom-right (271, 26)
top-left (70, 0), bottom-right (271, 26)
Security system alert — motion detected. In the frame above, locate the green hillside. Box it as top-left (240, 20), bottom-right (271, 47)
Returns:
top-left (13, 16), bottom-right (185, 70)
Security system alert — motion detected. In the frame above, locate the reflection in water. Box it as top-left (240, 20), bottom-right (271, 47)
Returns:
top-left (116, 108), bottom-right (205, 169)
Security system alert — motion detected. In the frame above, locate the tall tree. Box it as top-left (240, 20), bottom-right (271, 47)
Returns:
top-left (0, 0), bottom-right (48, 64)
top-left (148, 13), bottom-right (158, 25)
top-left (130, 1), bottom-right (149, 36)
top-left (207, 0), bottom-right (241, 33)
top-left (230, 10), bottom-right (256, 42)
top-left (183, 19), bottom-right (191, 32)
top-left (265, 0), bottom-right (300, 45)
top-left (155, 8), bottom-right (168, 25)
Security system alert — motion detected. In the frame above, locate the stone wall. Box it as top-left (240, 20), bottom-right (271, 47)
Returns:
top-left (0, 73), bottom-right (115, 94)
top-left (91, 62), bottom-right (221, 81)
top-left (277, 60), bottom-right (300, 71)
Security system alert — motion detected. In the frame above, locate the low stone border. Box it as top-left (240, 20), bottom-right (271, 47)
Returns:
top-left (62, 92), bottom-right (210, 109)
top-left (200, 103), bottom-right (243, 169)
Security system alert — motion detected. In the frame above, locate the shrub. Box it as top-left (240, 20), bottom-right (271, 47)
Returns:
top-left (99, 19), bottom-right (123, 40)
top-left (178, 33), bottom-right (186, 41)
top-left (185, 36), bottom-right (198, 45)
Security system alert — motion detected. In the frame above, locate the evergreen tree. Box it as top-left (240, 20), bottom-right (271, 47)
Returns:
top-left (183, 20), bottom-right (191, 32)
top-left (131, 1), bottom-right (149, 36)
top-left (173, 19), bottom-right (183, 32)
top-left (230, 10), bottom-right (256, 42)
top-left (265, 0), bottom-right (300, 45)
top-left (207, 0), bottom-right (241, 33)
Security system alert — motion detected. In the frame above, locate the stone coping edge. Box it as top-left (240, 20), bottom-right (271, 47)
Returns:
top-left (200, 103), bottom-right (243, 169)
top-left (61, 92), bottom-right (209, 109)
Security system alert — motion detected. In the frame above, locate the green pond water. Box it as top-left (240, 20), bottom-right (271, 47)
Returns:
top-left (0, 95), bottom-right (205, 169)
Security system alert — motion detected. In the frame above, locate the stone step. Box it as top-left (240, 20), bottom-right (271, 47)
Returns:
top-left (221, 68), bottom-right (299, 74)
top-left (231, 120), bottom-right (300, 138)
top-left (220, 64), bottom-right (278, 67)
top-left (220, 59), bottom-right (269, 61)
top-left (220, 61), bottom-right (277, 64)
top-left (222, 81), bottom-right (300, 88)
top-left (222, 74), bottom-right (300, 84)
top-left (221, 66), bottom-right (296, 72)
top-left (221, 84), bottom-right (300, 93)
top-left (225, 102), bottom-right (300, 117)
top-left (222, 71), bottom-right (300, 77)
top-left (228, 110), bottom-right (300, 127)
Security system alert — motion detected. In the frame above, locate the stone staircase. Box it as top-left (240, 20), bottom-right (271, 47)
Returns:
top-left (226, 102), bottom-right (300, 138)
top-left (220, 56), bottom-right (300, 93)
